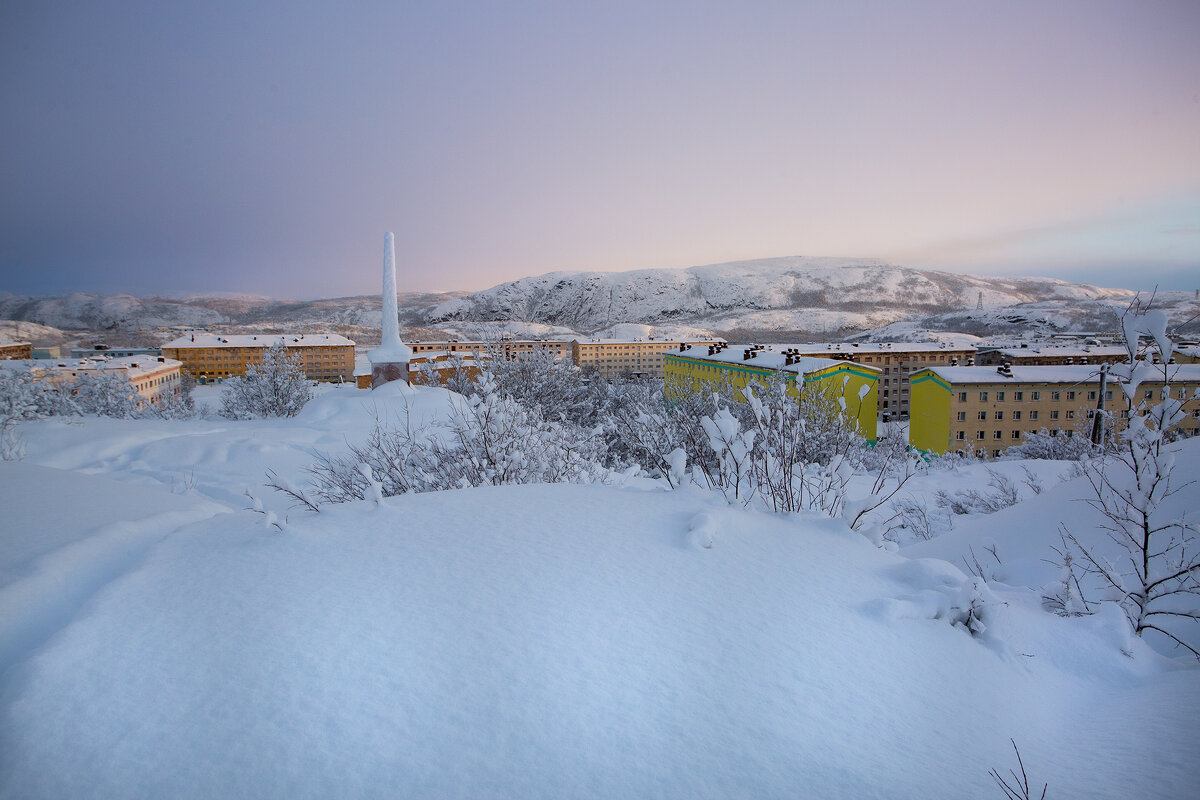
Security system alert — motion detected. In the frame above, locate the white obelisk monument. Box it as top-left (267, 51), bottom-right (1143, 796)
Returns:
top-left (368, 232), bottom-right (412, 387)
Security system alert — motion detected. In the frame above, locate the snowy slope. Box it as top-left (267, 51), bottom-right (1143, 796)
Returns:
top-left (1, 388), bottom-right (1198, 798)
top-left (2, 472), bottom-right (1197, 799)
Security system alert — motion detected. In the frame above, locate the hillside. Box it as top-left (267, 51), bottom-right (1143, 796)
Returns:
top-left (6, 258), bottom-right (1198, 342)
top-left (423, 257), bottom-right (1143, 334)
top-left (1, 384), bottom-right (1197, 798)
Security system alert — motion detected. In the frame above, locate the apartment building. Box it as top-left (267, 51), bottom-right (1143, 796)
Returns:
top-left (909, 364), bottom-right (1200, 456)
top-left (409, 339), bottom-right (572, 360)
top-left (664, 343), bottom-right (880, 442)
top-left (974, 344), bottom-right (1130, 367)
top-left (774, 342), bottom-right (977, 420)
top-left (407, 350), bottom-right (486, 387)
top-left (0, 341), bottom-right (33, 360)
top-left (2, 356), bottom-right (184, 406)
top-left (161, 333), bottom-right (355, 382)
top-left (572, 337), bottom-right (725, 379)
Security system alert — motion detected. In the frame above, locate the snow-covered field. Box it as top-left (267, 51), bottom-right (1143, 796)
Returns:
top-left (2, 384), bottom-right (1198, 799)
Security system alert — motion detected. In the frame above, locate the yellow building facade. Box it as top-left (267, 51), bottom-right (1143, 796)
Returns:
top-left (664, 344), bottom-right (880, 442)
top-left (162, 333), bottom-right (355, 383)
top-left (909, 364), bottom-right (1200, 456)
top-left (572, 337), bottom-right (725, 379)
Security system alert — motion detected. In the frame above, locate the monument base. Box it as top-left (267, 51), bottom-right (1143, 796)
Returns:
top-left (370, 361), bottom-right (409, 388)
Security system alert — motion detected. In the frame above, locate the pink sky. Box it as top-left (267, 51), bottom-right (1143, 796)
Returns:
top-left (1, 0), bottom-right (1197, 297)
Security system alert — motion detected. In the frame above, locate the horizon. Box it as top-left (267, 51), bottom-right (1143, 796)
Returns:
top-left (2, 1), bottom-right (1198, 298)
top-left (1, 253), bottom-right (1197, 303)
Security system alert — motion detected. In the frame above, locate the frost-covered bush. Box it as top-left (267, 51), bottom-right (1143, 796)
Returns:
top-left (71, 372), bottom-right (140, 418)
top-left (935, 468), bottom-right (1022, 516)
top-left (220, 341), bottom-right (312, 419)
top-left (305, 374), bottom-right (608, 505)
top-left (1004, 425), bottom-right (1100, 461)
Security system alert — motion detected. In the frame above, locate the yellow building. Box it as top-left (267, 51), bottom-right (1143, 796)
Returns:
top-left (909, 364), bottom-right (1200, 456)
top-left (664, 343), bottom-right (880, 442)
top-left (161, 333), bottom-right (355, 383)
top-left (779, 342), bottom-right (977, 420)
top-left (572, 337), bottom-right (725, 379)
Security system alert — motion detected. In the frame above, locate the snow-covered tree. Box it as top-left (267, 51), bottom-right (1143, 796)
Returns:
top-left (220, 341), bottom-right (312, 419)
top-left (1054, 304), bottom-right (1200, 657)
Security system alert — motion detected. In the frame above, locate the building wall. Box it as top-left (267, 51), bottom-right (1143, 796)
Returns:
top-left (409, 340), bottom-right (571, 360)
top-left (162, 342), bottom-right (354, 382)
top-left (0, 342), bottom-right (33, 360)
top-left (909, 369), bottom-right (1200, 455)
top-left (908, 371), bottom-right (952, 453)
top-left (787, 345), bottom-right (976, 420)
top-left (663, 354), bottom-right (878, 442)
top-left (574, 339), bottom-right (724, 379)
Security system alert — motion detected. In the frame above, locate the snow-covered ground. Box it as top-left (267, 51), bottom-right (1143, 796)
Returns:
top-left (2, 384), bottom-right (1198, 798)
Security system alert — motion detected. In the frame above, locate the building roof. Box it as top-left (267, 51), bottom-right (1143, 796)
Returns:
top-left (162, 333), bottom-right (355, 348)
top-left (670, 345), bottom-right (881, 378)
top-left (1, 356), bottom-right (181, 380)
top-left (976, 345), bottom-right (1130, 359)
top-left (781, 341), bottom-right (978, 355)
top-left (915, 363), bottom-right (1200, 386)
top-left (574, 337), bottom-right (725, 345)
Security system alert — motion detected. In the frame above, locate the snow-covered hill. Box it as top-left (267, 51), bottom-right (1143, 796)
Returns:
top-left (423, 257), bottom-right (1141, 333)
top-left (2, 387), bottom-right (1198, 798)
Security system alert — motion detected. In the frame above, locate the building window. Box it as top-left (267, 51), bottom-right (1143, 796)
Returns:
top-left (1051, 410), bottom-right (1060, 420)
top-left (993, 430), bottom-right (1002, 439)
top-left (979, 391), bottom-right (989, 401)
top-left (1012, 430), bottom-right (1021, 439)
top-left (1107, 390), bottom-right (1113, 400)
top-left (1032, 391), bottom-right (1040, 400)
top-left (1030, 410), bottom-right (1039, 420)
top-left (1050, 429), bottom-right (1059, 437)
top-left (959, 392), bottom-right (967, 402)
top-left (957, 411), bottom-right (966, 421)
top-left (956, 431), bottom-right (966, 440)
top-left (1013, 411), bottom-right (1022, 420)
top-left (1014, 391), bottom-right (1023, 401)
top-left (992, 450), bottom-right (1002, 458)
top-left (978, 411), bottom-right (988, 420)
top-left (996, 391), bottom-right (1005, 401)
top-left (977, 430), bottom-right (985, 440)
top-left (1052, 391), bottom-right (1061, 401)
top-left (994, 411), bottom-right (1003, 420)
top-left (1066, 410), bottom-right (1075, 419)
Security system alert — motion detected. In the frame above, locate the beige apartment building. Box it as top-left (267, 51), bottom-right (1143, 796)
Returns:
top-left (909, 364), bottom-right (1200, 456)
top-left (974, 344), bottom-right (1130, 367)
top-left (161, 333), bottom-right (355, 382)
top-left (0, 341), bottom-right (33, 360)
top-left (572, 337), bottom-right (725, 379)
top-left (2, 356), bottom-right (184, 406)
top-left (409, 339), bottom-right (571, 360)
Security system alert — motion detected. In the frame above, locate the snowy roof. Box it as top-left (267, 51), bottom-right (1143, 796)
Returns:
top-left (574, 337), bottom-right (725, 345)
top-left (779, 341), bottom-right (978, 355)
top-left (670, 346), bottom-right (880, 378)
top-left (977, 345), bottom-right (1129, 359)
top-left (1, 356), bottom-right (181, 380)
top-left (162, 333), bottom-right (355, 348)
top-left (917, 364), bottom-right (1200, 386)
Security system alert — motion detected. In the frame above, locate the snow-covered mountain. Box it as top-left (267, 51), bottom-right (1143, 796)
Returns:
top-left (4, 258), bottom-right (1195, 341)
top-left (423, 257), bottom-right (1140, 333)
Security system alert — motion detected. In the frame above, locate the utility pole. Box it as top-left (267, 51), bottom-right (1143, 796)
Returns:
top-left (1090, 362), bottom-right (1109, 449)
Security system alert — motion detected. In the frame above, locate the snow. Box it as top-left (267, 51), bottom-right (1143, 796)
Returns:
top-left (2, 386), bottom-right (1199, 798)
